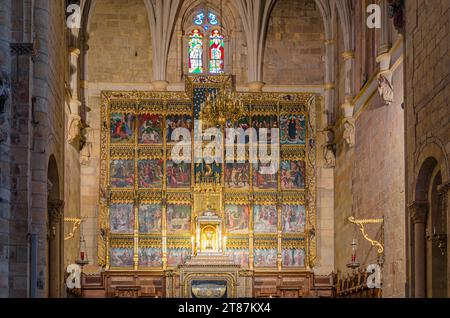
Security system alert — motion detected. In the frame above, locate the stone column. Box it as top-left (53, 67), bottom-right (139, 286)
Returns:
top-left (410, 201), bottom-right (428, 298)
top-left (47, 199), bottom-right (65, 298)
top-left (438, 181), bottom-right (450, 297)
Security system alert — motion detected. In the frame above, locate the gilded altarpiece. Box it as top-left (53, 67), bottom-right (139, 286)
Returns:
top-left (98, 76), bottom-right (318, 296)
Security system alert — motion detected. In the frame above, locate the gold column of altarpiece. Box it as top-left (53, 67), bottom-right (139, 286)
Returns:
top-left (98, 75), bottom-right (318, 272)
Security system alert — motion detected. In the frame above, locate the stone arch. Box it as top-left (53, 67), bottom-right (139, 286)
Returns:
top-left (410, 138), bottom-right (449, 298)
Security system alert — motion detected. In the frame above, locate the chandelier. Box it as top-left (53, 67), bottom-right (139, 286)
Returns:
top-left (200, 86), bottom-right (244, 126)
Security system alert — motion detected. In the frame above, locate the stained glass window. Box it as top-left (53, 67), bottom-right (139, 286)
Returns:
top-left (188, 29), bottom-right (204, 74)
top-left (209, 30), bottom-right (224, 74)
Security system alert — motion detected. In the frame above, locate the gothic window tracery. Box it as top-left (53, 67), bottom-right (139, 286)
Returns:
top-left (187, 9), bottom-right (225, 75)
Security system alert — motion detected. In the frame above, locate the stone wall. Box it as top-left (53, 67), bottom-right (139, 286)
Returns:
top-left (332, 3), bottom-right (406, 297)
top-left (405, 0), bottom-right (450, 297)
top-left (87, 0), bottom-right (153, 83)
top-left (263, 0), bottom-right (324, 85)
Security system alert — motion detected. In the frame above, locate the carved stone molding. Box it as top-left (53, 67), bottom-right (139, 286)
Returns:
top-left (408, 201), bottom-right (428, 224)
top-left (48, 199), bottom-right (65, 224)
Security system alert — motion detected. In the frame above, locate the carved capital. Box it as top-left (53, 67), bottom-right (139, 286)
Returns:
top-left (408, 201), bottom-right (428, 224)
top-left (48, 199), bottom-right (65, 223)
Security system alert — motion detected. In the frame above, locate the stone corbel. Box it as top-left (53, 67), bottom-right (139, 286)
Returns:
top-left (322, 128), bottom-right (336, 168)
top-left (342, 117), bottom-right (355, 148)
top-left (67, 112), bottom-right (83, 146)
top-left (376, 53), bottom-right (394, 106)
top-left (80, 126), bottom-right (93, 165)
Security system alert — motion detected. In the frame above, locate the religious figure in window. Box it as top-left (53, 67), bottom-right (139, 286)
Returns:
top-left (209, 30), bottom-right (224, 74)
top-left (189, 29), bottom-right (204, 74)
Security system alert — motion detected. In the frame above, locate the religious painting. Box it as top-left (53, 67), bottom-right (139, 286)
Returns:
top-left (167, 161), bottom-right (191, 188)
top-left (282, 205), bottom-right (306, 233)
top-left (110, 248), bottom-right (134, 267)
top-left (138, 114), bottom-right (163, 144)
top-left (110, 204), bottom-right (134, 234)
top-left (110, 113), bottom-right (134, 143)
top-left (138, 204), bottom-right (162, 234)
top-left (166, 115), bottom-right (192, 142)
top-left (251, 115), bottom-right (278, 143)
top-left (224, 162), bottom-right (250, 189)
top-left (225, 117), bottom-right (251, 144)
top-left (226, 248), bottom-right (249, 268)
top-left (253, 161), bottom-right (278, 190)
top-left (280, 160), bottom-right (305, 190)
top-left (280, 114), bottom-right (306, 145)
top-left (209, 30), bottom-right (225, 74)
top-left (188, 29), bottom-right (204, 74)
top-left (167, 248), bottom-right (191, 267)
top-left (138, 247), bottom-right (162, 267)
top-left (253, 205), bottom-right (278, 233)
top-left (167, 205), bottom-right (191, 233)
top-left (282, 248), bottom-right (305, 267)
top-left (254, 248), bottom-right (277, 267)
top-left (110, 160), bottom-right (134, 188)
top-left (138, 160), bottom-right (163, 188)
top-left (225, 205), bottom-right (249, 234)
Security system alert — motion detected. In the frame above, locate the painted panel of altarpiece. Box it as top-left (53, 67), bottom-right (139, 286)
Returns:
top-left (138, 204), bottom-right (162, 234)
top-left (167, 205), bottom-right (191, 234)
top-left (253, 162), bottom-right (278, 189)
top-left (167, 161), bottom-right (191, 188)
top-left (166, 115), bottom-right (192, 143)
top-left (99, 77), bottom-right (317, 274)
top-left (280, 114), bottom-right (306, 145)
top-left (110, 204), bottom-right (134, 234)
top-left (138, 114), bottom-right (163, 144)
top-left (138, 160), bottom-right (164, 188)
top-left (226, 248), bottom-right (249, 268)
top-left (167, 248), bottom-right (191, 267)
top-left (254, 249), bottom-right (277, 267)
top-left (225, 205), bottom-right (249, 234)
top-left (282, 205), bottom-right (306, 233)
top-left (138, 247), bottom-right (163, 267)
top-left (110, 160), bottom-right (134, 188)
top-left (280, 160), bottom-right (305, 190)
top-left (282, 248), bottom-right (305, 267)
top-left (224, 162), bottom-right (250, 189)
top-left (110, 248), bottom-right (134, 267)
top-left (253, 205), bottom-right (278, 233)
top-left (110, 113), bottom-right (134, 144)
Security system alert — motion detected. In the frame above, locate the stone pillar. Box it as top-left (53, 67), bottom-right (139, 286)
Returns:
top-left (47, 199), bottom-right (65, 298)
top-left (410, 201), bottom-right (428, 298)
top-left (0, 0), bottom-right (12, 299)
top-left (438, 181), bottom-right (450, 297)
